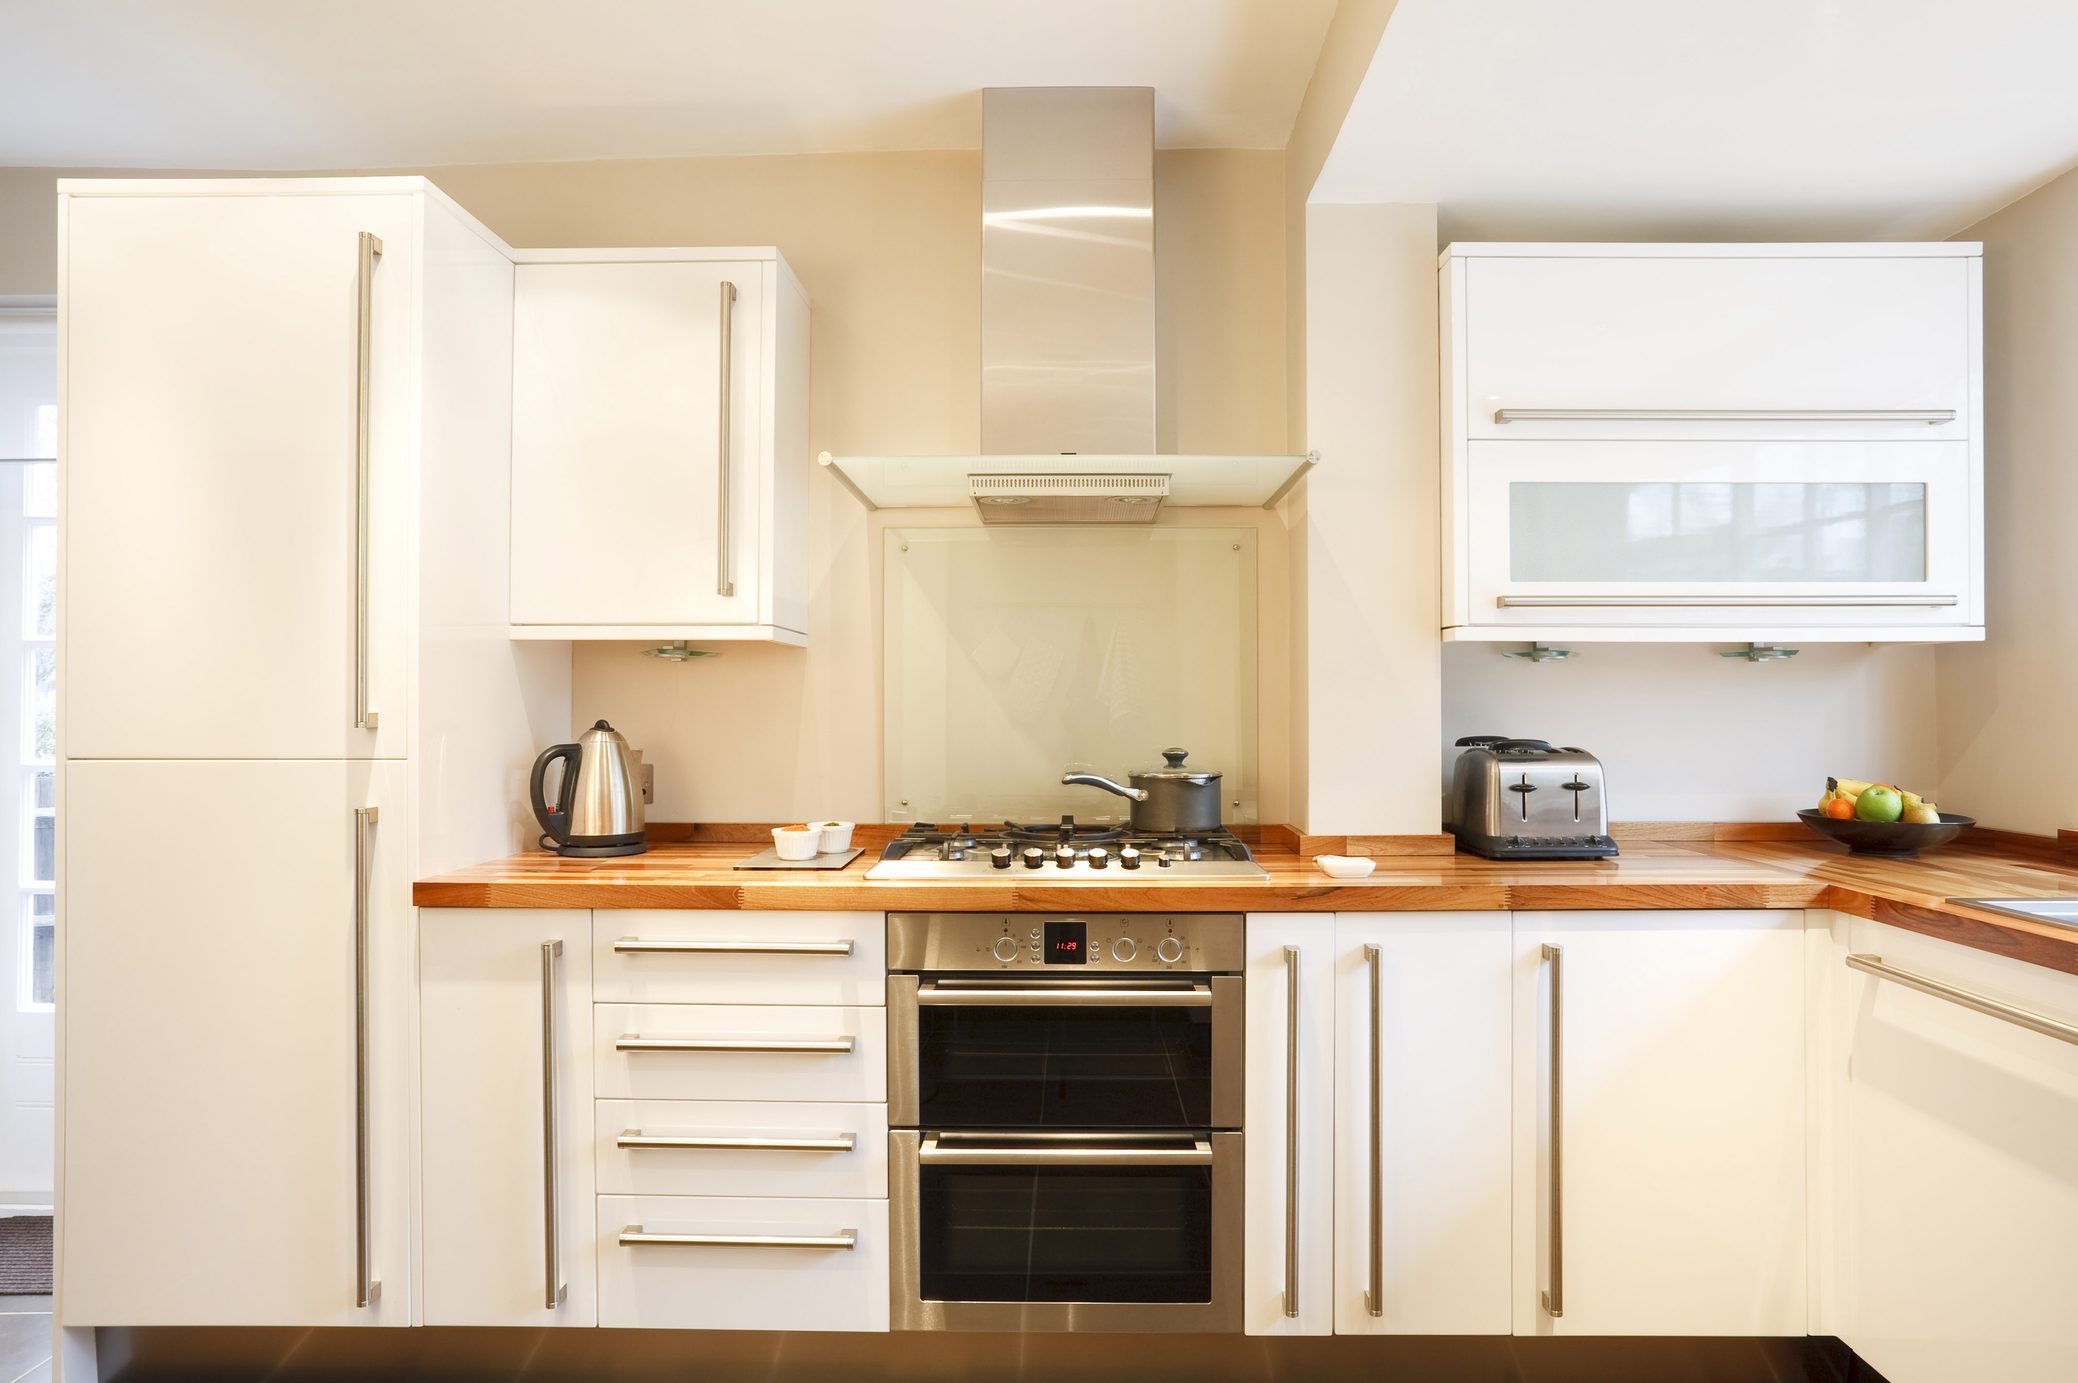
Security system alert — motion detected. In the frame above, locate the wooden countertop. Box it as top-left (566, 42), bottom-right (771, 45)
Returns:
top-left (414, 828), bottom-right (2078, 977)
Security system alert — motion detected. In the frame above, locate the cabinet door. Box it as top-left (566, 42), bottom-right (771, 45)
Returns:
top-left (1840, 920), bottom-right (2078, 1383)
top-left (420, 908), bottom-right (596, 1327)
top-left (1461, 253), bottom-right (1974, 442)
top-left (1241, 916), bottom-right (1333, 1335)
top-left (1333, 914), bottom-right (1512, 1335)
top-left (62, 192), bottom-right (415, 758)
top-left (511, 260), bottom-right (766, 629)
top-left (60, 760), bottom-right (411, 1326)
top-left (1511, 911), bottom-right (1806, 1336)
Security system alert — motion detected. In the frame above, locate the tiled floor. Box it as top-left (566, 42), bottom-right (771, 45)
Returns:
top-left (0, 1295), bottom-right (52, 1383)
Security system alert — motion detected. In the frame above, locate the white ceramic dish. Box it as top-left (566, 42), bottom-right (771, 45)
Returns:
top-left (1313, 854), bottom-right (1376, 879)
top-left (815, 820), bottom-right (856, 853)
top-left (771, 825), bottom-right (821, 861)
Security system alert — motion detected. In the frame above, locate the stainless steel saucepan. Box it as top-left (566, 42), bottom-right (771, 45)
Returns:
top-left (1062, 747), bottom-right (1223, 834)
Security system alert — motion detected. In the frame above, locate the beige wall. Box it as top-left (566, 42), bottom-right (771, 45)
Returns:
top-left (0, 150), bottom-right (1290, 824)
top-left (1936, 168), bottom-right (2078, 834)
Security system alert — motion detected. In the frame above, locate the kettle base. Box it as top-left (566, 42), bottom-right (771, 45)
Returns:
top-left (543, 831), bottom-right (647, 858)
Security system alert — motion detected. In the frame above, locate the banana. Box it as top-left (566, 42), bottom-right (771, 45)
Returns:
top-left (1828, 776), bottom-right (1872, 800)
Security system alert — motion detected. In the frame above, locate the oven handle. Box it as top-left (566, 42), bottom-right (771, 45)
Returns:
top-left (913, 981), bottom-right (1214, 1007)
top-left (917, 1135), bottom-right (1216, 1166)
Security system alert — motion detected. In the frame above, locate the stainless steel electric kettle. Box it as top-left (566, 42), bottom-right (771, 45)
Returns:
top-left (531, 720), bottom-right (648, 857)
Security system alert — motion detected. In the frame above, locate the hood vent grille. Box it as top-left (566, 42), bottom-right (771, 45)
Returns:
top-left (969, 473), bottom-right (1168, 524)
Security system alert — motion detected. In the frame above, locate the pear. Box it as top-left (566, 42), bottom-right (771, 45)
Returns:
top-left (1901, 802), bottom-right (1942, 825)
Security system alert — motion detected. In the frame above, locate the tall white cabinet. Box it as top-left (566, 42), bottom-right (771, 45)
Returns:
top-left (57, 179), bottom-right (571, 1328)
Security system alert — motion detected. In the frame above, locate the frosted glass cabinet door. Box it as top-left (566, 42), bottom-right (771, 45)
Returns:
top-left (61, 191), bottom-right (416, 759)
top-left (61, 759), bottom-right (412, 1326)
top-left (510, 260), bottom-right (766, 628)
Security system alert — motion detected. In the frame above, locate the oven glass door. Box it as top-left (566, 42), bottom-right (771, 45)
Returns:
top-left (907, 978), bottom-right (1229, 1128)
top-left (915, 1136), bottom-right (1213, 1304)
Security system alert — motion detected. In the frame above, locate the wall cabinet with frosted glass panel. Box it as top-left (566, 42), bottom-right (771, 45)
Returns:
top-left (1440, 243), bottom-right (1983, 642)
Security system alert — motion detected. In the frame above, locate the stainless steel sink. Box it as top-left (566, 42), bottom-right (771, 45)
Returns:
top-left (1948, 897), bottom-right (2078, 929)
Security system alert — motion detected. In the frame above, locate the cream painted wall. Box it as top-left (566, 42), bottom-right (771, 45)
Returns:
top-left (1936, 168), bottom-right (2078, 834)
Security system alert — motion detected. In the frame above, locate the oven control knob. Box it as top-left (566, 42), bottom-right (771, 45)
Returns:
top-left (991, 936), bottom-right (1022, 963)
top-left (1055, 846), bottom-right (1076, 868)
top-left (1156, 936), bottom-right (1185, 964)
top-left (990, 847), bottom-right (1012, 869)
top-left (1119, 846), bottom-right (1142, 870)
top-left (1022, 848), bottom-right (1046, 869)
top-left (1111, 937), bottom-right (1137, 962)
top-left (1087, 847), bottom-right (1109, 869)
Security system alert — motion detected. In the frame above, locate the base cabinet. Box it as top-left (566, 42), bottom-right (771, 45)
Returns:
top-left (1511, 911), bottom-right (1807, 1336)
top-left (420, 909), bottom-right (596, 1326)
top-left (597, 1195), bottom-right (889, 1331)
top-left (1838, 919), bottom-right (2078, 1383)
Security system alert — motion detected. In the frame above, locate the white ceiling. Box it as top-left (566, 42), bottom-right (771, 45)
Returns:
top-left (0, 0), bottom-right (1338, 168)
top-left (1315, 0), bottom-right (2078, 240)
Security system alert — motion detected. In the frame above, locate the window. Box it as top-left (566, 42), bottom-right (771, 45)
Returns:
top-left (18, 462), bottom-right (54, 1011)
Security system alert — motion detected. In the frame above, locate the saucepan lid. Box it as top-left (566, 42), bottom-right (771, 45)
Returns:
top-left (1135, 747), bottom-right (1221, 784)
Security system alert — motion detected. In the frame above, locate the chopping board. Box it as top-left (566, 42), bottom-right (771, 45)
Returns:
top-left (734, 847), bottom-right (865, 871)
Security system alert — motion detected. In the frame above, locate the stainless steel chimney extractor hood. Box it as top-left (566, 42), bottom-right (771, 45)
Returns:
top-left (821, 87), bottom-right (1312, 521)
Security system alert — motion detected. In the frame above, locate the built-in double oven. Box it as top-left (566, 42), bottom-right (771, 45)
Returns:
top-left (886, 912), bottom-right (1245, 1332)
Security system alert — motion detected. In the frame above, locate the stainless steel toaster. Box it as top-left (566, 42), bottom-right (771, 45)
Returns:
top-left (1447, 736), bottom-right (1618, 860)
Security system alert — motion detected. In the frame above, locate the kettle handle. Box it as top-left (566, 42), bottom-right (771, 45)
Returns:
top-left (530, 743), bottom-right (581, 848)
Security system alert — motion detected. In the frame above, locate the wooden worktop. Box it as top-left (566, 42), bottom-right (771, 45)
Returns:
top-left (414, 825), bottom-right (2078, 977)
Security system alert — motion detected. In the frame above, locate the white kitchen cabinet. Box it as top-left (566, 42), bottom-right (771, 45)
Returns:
top-left (1441, 244), bottom-right (1983, 642)
top-left (1332, 914), bottom-right (1513, 1335)
top-left (1837, 919), bottom-right (2078, 1383)
top-left (420, 909), bottom-right (596, 1327)
top-left (593, 1003), bottom-right (887, 1103)
top-left (591, 910), bottom-right (883, 1005)
top-left (510, 251), bottom-right (810, 642)
top-left (596, 1099), bottom-right (888, 1200)
top-left (1510, 911), bottom-right (1807, 1336)
top-left (60, 760), bottom-right (412, 1326)
top-left (1241, 916), bottom-right (1335, 1336)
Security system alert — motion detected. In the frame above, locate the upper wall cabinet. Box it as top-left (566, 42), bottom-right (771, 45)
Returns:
top-left (1441, 244), bottom-right (1983, 644)
top-left (510, 251), bottom-right (810, 644)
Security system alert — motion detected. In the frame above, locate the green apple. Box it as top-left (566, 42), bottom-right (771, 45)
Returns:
top-left (1855, 784), bottom-right (1904, 823)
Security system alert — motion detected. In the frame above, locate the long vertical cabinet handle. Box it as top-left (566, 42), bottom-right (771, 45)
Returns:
top-left (715, 280), bottom-right (737, 598)
top-left (1540, 942), bottom-right (1565, 1319)
top-left (353, 232), bottom-right (381, 731)
top-left (1365, 943), bottom-right (1384, 1318)
top-left (352, 805), bottom-right (381, 1307)
top-left (541, 940), bottom-right (566, 1309)
top-left (1282, 945), bottom-right (1300, 1319)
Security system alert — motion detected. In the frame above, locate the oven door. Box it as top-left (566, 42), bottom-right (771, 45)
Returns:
top-left (890, 1130), bottom-right (1242, 1332)
top-left (887, 974), bottom-right (1243, 1130)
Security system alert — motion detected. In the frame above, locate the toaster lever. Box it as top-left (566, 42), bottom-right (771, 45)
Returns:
top-left (1561, 778), bottom-right (1590, 822)
top-left (1507, 775), bottom-right (1538, 822)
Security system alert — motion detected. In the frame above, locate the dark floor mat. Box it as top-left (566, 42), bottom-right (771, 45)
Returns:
top-left (0, 1215), bottom-right (53, 1294)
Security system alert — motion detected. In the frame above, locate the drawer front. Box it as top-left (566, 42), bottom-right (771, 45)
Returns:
top-left (1459, 438), bottom-right (1977, 630)
top-left (598, 1194), bottom-right (889, 1331)
top-left (595, 1003), bottom-right (888, 1102)
top-left (1460, 253), bottom-right (1974, 442)
top-left (594, 911), bottom-right (884, 1006)
top-left (596, 1099), bottom-right (889, 1198)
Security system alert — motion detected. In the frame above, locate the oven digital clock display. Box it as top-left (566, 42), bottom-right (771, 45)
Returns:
top-left (1043, 920), bottom-right (1088, 964)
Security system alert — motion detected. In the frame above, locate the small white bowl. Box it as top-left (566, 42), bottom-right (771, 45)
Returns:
top-left (814, 820), bottom-right (856, 853)
top-left (1314, 854), bottom-right (1376, 880)
top-left (771, 825), bottom-right (821, 861)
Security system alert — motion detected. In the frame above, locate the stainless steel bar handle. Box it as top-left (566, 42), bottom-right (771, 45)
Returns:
top-left (618, 1130), bottom-right (856, 1152)
top-left (1283, 944), bottom-right (1300, 1319)
top-left (915, 982), bottom-right (1213, 1008)
top-left (613, 937), bottom-right (854, 956)
top-left (621, 1227), bottom-right (856, 1251)
top-left (716, 280), bottom-right (737, 599)
top-left (541, 940), bottom-right (565, 1309)
top-left (352, 805), bottom-right (380, 1308)
top-left (1365, 944), bottom-right (1383, 1318)
top-left (918, 1135), bottom-right (1215, 1167)
top-left (1541, 942), bottom-right (1565, 1319)
top-left (354, 231), bottom-right (381, 731)
top-left (616, 1034), bottom-right (856, 1054)
top-left (1493, 407), bottom-right (1956, 425)
top-left (1497, 594), bottom-right (1960, 609)
top-left (1848, 954), bottom-right (2078, 1047)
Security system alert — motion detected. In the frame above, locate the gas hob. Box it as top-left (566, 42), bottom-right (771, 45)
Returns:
top-left (866, 818), bottom-right (1270, 881)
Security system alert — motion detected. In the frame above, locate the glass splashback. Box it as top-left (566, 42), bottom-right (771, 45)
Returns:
top-left (1509, 481), bottom-right (1928, 583)
top-left (884, 527), bottom-right (1257, 825)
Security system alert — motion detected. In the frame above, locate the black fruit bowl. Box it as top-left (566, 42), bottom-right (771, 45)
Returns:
top-left (1796, 808), bottom-right (1976, 858)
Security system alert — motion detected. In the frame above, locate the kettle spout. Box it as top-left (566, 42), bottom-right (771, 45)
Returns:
top-left (1062, 771), bottom-right (1150, 803)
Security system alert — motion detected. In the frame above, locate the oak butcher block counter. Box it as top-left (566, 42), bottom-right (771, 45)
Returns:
top-left (413, 824), bottom-right (2078, 976)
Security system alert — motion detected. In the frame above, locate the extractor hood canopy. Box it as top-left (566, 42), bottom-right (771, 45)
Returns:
top-left (821, 86), bottom-right (1314, 522)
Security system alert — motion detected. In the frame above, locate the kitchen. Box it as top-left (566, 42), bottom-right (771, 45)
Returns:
top-left (6, 3), bottom-right (2078, 1382)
